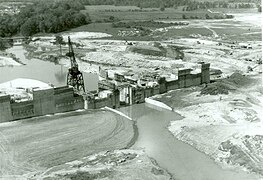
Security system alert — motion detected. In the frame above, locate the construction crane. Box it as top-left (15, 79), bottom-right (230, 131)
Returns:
top-left (66, 36), bottom-right (85, 93)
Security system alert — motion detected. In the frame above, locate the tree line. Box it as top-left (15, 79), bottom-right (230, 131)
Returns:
top-left (0, 0), bottom-right (90, 37)
top-left (79, 0), bottom-right (192, 8)
top-left (182, 2), bottom-right (254, 11)
top-left (78, 0), bottom-right (256, 10)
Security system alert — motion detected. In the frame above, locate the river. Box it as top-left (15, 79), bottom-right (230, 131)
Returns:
top-left (0, 39), bottom-right (261, 179)
top-left (0, 46), bottom-right (98, 91)
top-left (120, 103), bottom-right (261, 180)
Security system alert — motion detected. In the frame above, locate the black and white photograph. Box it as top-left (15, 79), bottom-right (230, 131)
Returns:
top-left (0, 0), bottom-right (262, 179)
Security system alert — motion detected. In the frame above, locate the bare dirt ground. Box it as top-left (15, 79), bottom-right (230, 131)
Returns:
top-left (0, 9), bottom-right (261, 179)
top-left (150, 12), bottom-right (262, 176)
top-left (0, 110), bottom-right (135, 178)
top-left (154, 73), bottom-right (263, 176)
top-left (32, 149), bottom-right (172, 180)
top-left (23, 11), bottom-right (261, 78)
top-left (0, 53), bottom-right (21, 67)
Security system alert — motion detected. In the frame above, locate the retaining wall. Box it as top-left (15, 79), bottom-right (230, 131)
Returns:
top-left (0, 95), bottom-right (13, 122)
top-left (0, 86), bottom-right (85, 122)
top-left (131, 87), bottom-right (145, 104)
top-left (88, 90), bottom-right (120, 109)
top-left (33, 88), bottom-right (55, 116)
top-left (54, 86), bottom-right (84, 113)
top-left (11, 100), bottom-right (34, 120)
top-left (201, 63), bottom-right (210, 84)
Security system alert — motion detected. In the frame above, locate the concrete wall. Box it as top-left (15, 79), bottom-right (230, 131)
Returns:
top-left (87, 90), bottom-right (120, 109)
top-left (189, 73), bottom-right (202, 86)
top-left (54, 86), bottom-right (84, 113)
top-left (131, 87), bottom-right (145, 104)
top-left (144, 87), bottom-right (152, 98)
top-left (201, 63), bottom-right (210, 84)
top-left (175, 65), bottom-right (209, 89)
top-left (54, 86), bottom-right (74, 98)
top-left (94, 97), bottom-right (113, 109)
top-left (33, 88), bottom-right (55, 116)
top-left (90, 64), bottom-right (210, 109)
top-left (87, 62), bottom-right (210, 109)
top-left (114, 73), bottom-right (125, 82)
top-left (0, 86), bottom-right (86, 122)
top-left (99, 80), bottom-right (116, 91)
top-left (55, 96), bottom-right (84, 113)
top-left (153, 86), bottom-right (160, 95)
top-left (178, 69), bottom-right (192, 88)
top-left (87, 100), bottom-right (95, 109)
top-left (11, 100), bottom-right (34, 120)
top-left (166, 80), bottom-right (179, 91)
top-left (99, 69), bottom-right (108, 79)
top-left (0, 95), bottom-right (13, 122)
top-left (113, 90), bottom-right (120, 108)
top-left (158, 77), bottom-right (167, 94)
top-left (120, 87), bottom-right (130, 104)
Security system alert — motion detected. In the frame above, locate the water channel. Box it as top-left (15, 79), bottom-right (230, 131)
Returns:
top-left (120, 104), bottom-right (261, 180)
top-left (0, 46), bottom-right (98, 91)
top-left (1, 46), bottom-right (261, 179)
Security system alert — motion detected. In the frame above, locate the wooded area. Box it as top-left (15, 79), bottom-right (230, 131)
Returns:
top-left (0, 0), bottom-right (259, 38)
top-left (0, 0), bottom-right (90, 37)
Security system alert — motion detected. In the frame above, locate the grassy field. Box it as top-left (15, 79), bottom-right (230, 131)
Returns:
top-left (83, 5), bottom-right (226, 22)
top-left (0, 110), bottom-right (134, 176)
top-left (73, 5), bottom-right (256, 41)
top-left (68, 23), bottom-right (155, 41)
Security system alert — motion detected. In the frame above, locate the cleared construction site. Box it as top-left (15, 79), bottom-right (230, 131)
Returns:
top-left (0, 33), bottom-right (211, 122)
top-left (0, 3), bottom-right (262, 179)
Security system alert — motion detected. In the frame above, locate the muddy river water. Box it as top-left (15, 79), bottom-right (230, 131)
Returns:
top-left (1, 46), bottom-right (261, 180)
top-left (120, 104), bottom-right (260, 180)
top-left (0, 14), bottom-right (261, 178)
top-left (0, 46), bottom-right (98, 91)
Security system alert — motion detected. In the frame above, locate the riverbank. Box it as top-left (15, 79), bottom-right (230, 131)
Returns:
top-left (0, 10), bottom-right (261, 180)
top-left (154, 73), bottom-right (263, 177)
top-left (119, 103), bottom-right (261, 180)
top-left (0, 52), bottom-right (24, 67)
top-left (29, 149), bottom-right (173, 180)
top-left (0, 108), bottom-right (173, 180)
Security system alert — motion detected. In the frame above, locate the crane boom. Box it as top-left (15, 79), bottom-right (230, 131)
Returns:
top-left (66, 36), bottom-right (85, 93)
top-left (67, 36), bottom-right (78, 68)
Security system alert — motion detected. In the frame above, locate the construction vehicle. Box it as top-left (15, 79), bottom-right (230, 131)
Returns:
top-left (66, 36), bottom-right (85, 93)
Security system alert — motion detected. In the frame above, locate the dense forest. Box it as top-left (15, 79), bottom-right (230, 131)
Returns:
top-left (0, 0), bottom-right (90, 37)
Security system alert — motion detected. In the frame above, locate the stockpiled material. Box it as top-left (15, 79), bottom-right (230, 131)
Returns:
top-left (200, 82), bottom-right (230, 95)
top-left (126, 45), bottom-right (165, 56)
top-left (227, 72), bottom-right (252, 86)
top-left (201, 73), bottom-right (252, 95)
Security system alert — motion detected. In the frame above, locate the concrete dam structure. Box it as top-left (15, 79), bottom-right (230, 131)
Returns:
top-left (0, 86), bottom-right (84, 122)
top-left (0, 63), bottom-right (210, 122)
top-left (88, 62), bottom-right (210, 109)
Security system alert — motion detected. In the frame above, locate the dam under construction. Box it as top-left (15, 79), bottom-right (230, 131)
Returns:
top-left (1, 9), bottom-right (262, 178)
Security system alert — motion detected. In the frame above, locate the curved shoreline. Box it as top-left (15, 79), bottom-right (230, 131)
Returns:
top-left (125, 121), bottom-right (139, 149)
top-left (108, 106), bottom-right (175, 179)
